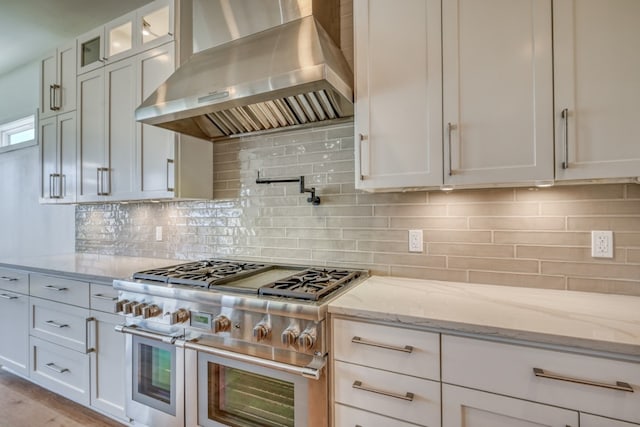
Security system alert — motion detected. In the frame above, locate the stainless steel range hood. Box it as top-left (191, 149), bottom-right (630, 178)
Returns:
top-left (136, 0), bottom-right (353, 141)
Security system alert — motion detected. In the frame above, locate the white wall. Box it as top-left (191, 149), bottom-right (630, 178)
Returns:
top-left (0, 62), bottom-right (75, 258)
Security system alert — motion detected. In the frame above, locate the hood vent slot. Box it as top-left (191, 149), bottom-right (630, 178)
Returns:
top-left (203, 90), bottom-right (343, 137)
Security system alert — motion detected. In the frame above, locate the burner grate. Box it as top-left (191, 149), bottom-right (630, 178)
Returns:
top-left (258, 268), bottom-right (362, 301)
top-left (134, 260), bottom-right (270, 286)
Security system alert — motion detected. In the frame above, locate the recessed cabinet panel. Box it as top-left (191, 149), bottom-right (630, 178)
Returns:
top-left (138, 43), bottom-right (176, 194)
top-left (106, 57), bottom-right (137, 199)
top-left (77, 26), bottom-right (105, 74)
top-left (40, 112), bottom-right (76, 204)
top-left (138, 0), bottom-right (174, 51)
top-left (0, 290), bottom-right (29, 377)
top-left (354, 0), bottom-right (442, 191)
top-left (442, 0), bottom-right (554, 186)
top-left (554, 0), bottom-right (640, 180)
top-left (442, 384), bottom-right (579, 427)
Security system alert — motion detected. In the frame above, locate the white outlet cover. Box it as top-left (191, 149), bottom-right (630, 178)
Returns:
top-left (409, 229), bottom-right (423, 253)
top-left (155, 226), bottom-right (163, 241)
top-left (591, 230), bottom-right (613, 258)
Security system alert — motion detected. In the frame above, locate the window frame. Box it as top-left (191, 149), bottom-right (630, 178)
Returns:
top-left (0, 112), bottom-right (37, 154)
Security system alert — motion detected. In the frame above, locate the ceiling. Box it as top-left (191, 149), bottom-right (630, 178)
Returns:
top-left (0, 0), bottom-right (154, 77)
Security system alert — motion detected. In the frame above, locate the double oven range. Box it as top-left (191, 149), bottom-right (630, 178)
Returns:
top-left (113, 259), bottom-right (366, 427)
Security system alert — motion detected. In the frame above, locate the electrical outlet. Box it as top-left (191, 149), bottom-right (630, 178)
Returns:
top-left (591, 230), bottom-right (613, 258)
top-left (155, 226), bottom-right (163, 242)
top-left (409, 229), bottom-right (423, 253)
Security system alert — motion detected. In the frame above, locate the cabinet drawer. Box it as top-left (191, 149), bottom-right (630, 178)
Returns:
top-left (333, 318), bottom-right (440, 380)
top-left (334, 360), bottom-right (440, 427)
top-left (89, 283), bottom-right (119, 313)
top-left (335, 403), bottom-right (418, 427)
top-left (30, 336), bottom-right (90, 406)
top-left (31, 298), bottom-right (91, 353)
top-left (30, 274), bottom-right (89, 307)
top-left (442, 335), bottom-right (640, 424)
top-left (0, 267), bottom-right (29, 294)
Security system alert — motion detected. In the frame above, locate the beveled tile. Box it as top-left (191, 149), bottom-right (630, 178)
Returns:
top-left (357, 192), bottom-right (428, 206)
top-left (428, 188), bottom-right (515, 204)
top-left (515, 184), bottom-right (624, 201)
top-left (448, 202), bottom-right (539, 217)
top-left (470, 217), bottom-right (565, 230)
top-left (468, 271), bottom-right (565, 290)
top-left (517, 245), bottom-right (625, 263)
top-left (628, 249), bottom-right (640, 263)
top-left (389, 266), bottom-right (468, 282)
top-left (542, 261), bottom-right (640, 281)
top-left (372, 253), bottom-right (446, 268)
top-left (424, 230), bottom-right (492, 243)
top-left (429, 243), bottom-right (514, 258)
top-left (567, 277), bottom-right (640, 296)
top-left (311, 250), bottom-right (373, 264)
top-left (494, 231), bottom-right (590, 246)
top-left (567, 217), bottom-right (640, 231)
top-left (448, 257), bottom-right (539, 273)
top-left (627, 184), bottom-right (640, 199)
top-left (373, 204), bottom-right (447, 217)
top-left (326, 217), bottom-right (388, 228)
top-left (541, 200), bottom-right (640, 216)
top-left (391, 217), bottom-right (468, 230)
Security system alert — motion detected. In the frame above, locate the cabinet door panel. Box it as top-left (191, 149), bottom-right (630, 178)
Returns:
top-left (58, 42), bottom-right (76, 113)
top-left (443, 0), bottom-right (553, 186)
top-left (106, 57), bottom-right (137, 198)
top-left (443, 384), bottom-right (578, 427)
top-left (554, 0), bottom-right (640, 179)
top-left (40, 117), bottom-right (58, 200)
top-left (59, 112), bottom-right (76, 202)
top-left (0, 291), bottom-right (29, 377)
top-left (78, 69), bottom-right (106, 201)
top-left (139, 43), bottom-right (176, 194)
top-left (40, 51), bottom-right (58, 119)
top-left (354, 0), bottom-right (442, 190)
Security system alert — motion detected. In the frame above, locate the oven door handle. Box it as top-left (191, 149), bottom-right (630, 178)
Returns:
top-left (115, 324), bottom-right (185, 345)
top-left (184, 339), bottom-right (326, 380)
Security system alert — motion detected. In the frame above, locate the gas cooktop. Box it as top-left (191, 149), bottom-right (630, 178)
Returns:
top-left (132, 259), bottom-right (364, 302)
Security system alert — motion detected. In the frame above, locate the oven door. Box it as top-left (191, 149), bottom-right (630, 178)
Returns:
top-left (118, 325), bottom-right (185, 427)
top-left (185, 344), bottom-right (328, 427)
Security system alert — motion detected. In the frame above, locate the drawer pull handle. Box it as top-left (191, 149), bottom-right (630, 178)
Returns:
top-left (44, 285), bottom-right (68, 292)
top-left (92, 293), bottom-right (117, 301)
top-left (533, 368), bottom-right (634, 393)
top-left (45, 362), bottom-right (69, 374)
top-left (0, 276), bottom-right (18, 281)
top-left (352, 380), bottom-right (414, 402)
top-left (0, 293), bottom-right (19, 300)
top-left (351, 336), bottom-right (413, 353)
top-left (45, 320), bottom-right (69, 328)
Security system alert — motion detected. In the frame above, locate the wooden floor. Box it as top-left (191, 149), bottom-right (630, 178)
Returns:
top-left (0, 369), bottom-right (125, 427)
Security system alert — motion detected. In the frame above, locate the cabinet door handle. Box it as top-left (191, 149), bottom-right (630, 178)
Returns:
top-left (45, 362), bottom-right (69, 374)
top-left (92, 293), bottom-right (117, 301)
top-left (45, 320), bottom-right (69, 328)
top-left (351, 336), bottom-right (413, 353)
top-left (49, 85), bottom-right (56, 111)
top-left (0, 293), bottom-right (19, 300)
top-left (359, 133), bottom-right (370, 180)
top-left (561, 108), bottom-right (569, 169)
top-left (166, 159), bottom-right (175, 192)
top-left (533, 368), bottom-right (634, 392)
top-left (86, 317), bottom-right (96, 353)
top-left (352, 380), bottom-right (414, 402)
top-left (44, 285), bottom-right (68, 292)
top-left (97, 167), bottom-right (110, 196)
top-left (447, 122), bottom-right (455, 176)
top-left (0, 276), bottom-right (18, 282)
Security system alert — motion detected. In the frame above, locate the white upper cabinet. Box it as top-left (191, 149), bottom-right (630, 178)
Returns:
top-left (40, 42), bottom-right (76, 119)
top-left (40, 112), bottom-right (76, 203)
top-left (442, 0), bottom-right (554, 187)
top-left (354, 0), bottom-right (443, 191)
top-left (77, 0), bottom-right (175, 75)
top-left (553, 0), bottom-right (640, 181)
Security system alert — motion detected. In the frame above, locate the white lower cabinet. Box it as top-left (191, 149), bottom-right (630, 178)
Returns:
top-left (332, 317), bottom-right (441, 426)
top-left (443, 384), bottom-right (578, 427)
top-left (30, 335), bottom-right (90, 405)
top-left (581, 414), bottom-right (640, 427)
top-left (441, 335), bottom-right (640, 425)
top-left (89, 309), bottom-right (126, 420)
top-left (0, 269), bottom-right (30, 377)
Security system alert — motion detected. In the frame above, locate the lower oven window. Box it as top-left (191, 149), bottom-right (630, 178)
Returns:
top-left (208, 364), bottom-right (295, 427)
top-left (139, 343), bottom-right (172, 404)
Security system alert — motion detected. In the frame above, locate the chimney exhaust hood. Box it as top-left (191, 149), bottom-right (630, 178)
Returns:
top-left (136, 0), bottom-right (354, 141)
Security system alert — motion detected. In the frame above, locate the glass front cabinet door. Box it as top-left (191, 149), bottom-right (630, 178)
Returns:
top-left (137, 0), bottom-right (174, 51)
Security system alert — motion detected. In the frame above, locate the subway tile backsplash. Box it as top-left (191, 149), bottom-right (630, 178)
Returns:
top-left (76, 123), bottom-right (640, 296)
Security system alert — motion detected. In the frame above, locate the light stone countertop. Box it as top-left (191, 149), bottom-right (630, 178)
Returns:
top-left (0, 253), bottom-right (180, 283)
top-left (329, 275), bottom-right (640, 357)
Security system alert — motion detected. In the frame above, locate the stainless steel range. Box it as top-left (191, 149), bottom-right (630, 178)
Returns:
top-left (113, 259), bottom-right (367, 427)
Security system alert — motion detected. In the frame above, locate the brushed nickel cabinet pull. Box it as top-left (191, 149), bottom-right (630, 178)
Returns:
top-left (86, 316), bottom-right (96, 353)
top-left (359, 133), bottom-right (370, 180)
top-left (52, 84), bottom-right (61, 111)
top-left (44, 285), bottom-right (68, 292)
top-left (0, 276), bottom-right (18, 282)
top-left (533, 368), bottom-right (634, 392)
top-left (352, 380), bottom-right (414, 401)
top-left (166, 159), bottom-right (175, 192)
top-left (447, 122), bottom-right (454, 176)
top-left (92, 293), bottom-right (117, 301)
top-left (45, 362), bottom-right (69, 374)
top-left (45, 320), bottom-right (69, 328)
top-left (0, 293), bottom-right (19, 300)
top-left (351, 336), bottom-right (413, 353)
top-left (561, 108), bottom-right (569, 169)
